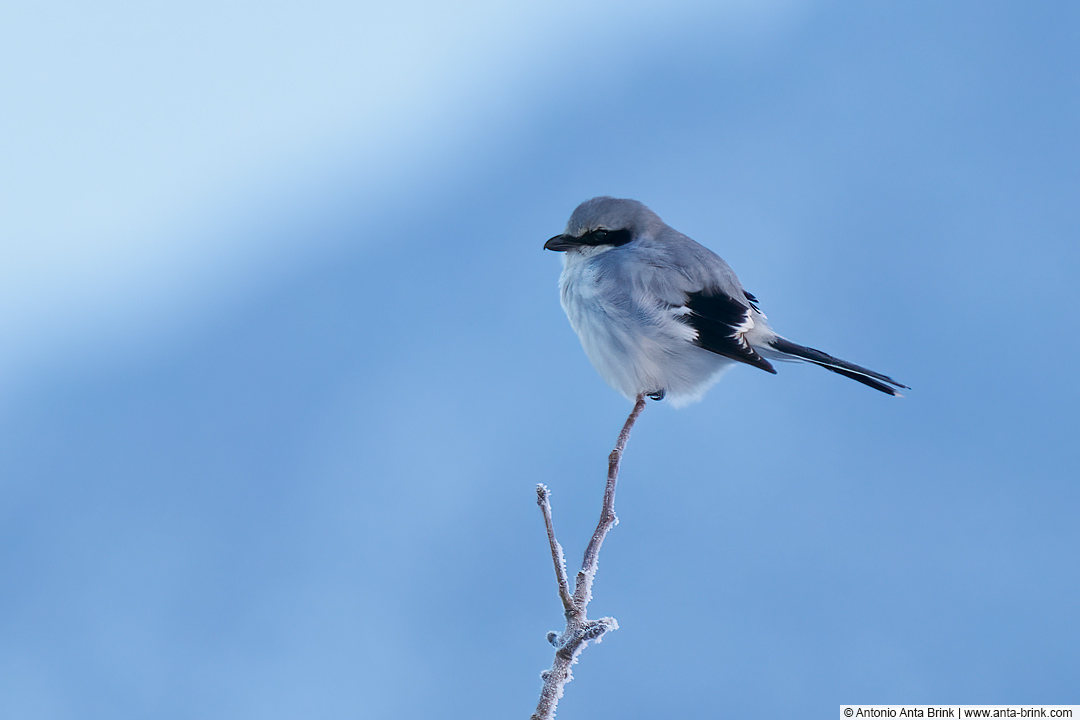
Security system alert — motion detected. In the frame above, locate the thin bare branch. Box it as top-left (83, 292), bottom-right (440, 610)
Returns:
top-left (574, 393), bottom-right (647, 608)
top-left (531, 394), bottom-right (648, 720)
top-left (536, 484), bottom-right (573, 611)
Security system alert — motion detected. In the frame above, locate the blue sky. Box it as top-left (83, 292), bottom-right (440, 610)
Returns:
top-left (2, 1), bottom-right (1078, 717)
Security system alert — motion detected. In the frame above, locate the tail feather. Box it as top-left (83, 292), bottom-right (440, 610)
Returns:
top-left (767, 337), bottom-right (908, 396)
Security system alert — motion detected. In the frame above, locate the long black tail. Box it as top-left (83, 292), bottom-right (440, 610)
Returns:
top-left (768, 337), bottom-right (908, 396)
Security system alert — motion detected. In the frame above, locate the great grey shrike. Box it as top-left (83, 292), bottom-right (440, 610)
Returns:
top-left (544, 197), bottom-right (907, 406)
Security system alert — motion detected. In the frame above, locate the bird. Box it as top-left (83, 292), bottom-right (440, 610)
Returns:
top-left (544, 196), bottom-right (907, 406)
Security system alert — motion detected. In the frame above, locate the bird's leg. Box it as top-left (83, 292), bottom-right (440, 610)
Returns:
top-left (646, 389), bottom-right (665, 401)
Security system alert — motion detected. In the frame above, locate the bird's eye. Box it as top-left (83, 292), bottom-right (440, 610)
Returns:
top-left (581, 227), bottom-right (632, 247)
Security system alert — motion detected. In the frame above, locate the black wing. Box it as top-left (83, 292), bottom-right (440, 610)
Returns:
top-left (681, 289), bottom-right (776, 374)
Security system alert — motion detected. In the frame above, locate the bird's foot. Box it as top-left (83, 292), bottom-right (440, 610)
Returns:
top-left (646, 389), bottom-right (665, 401)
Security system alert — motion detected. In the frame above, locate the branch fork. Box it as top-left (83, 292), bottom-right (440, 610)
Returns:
top-left (531, 394), bottom-right (648, 720)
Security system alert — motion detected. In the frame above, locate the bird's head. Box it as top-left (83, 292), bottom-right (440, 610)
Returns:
top-left (544, 196), bottom-right (661, 253)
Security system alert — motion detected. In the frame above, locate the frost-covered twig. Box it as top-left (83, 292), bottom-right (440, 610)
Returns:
top-left (537, 484), bottom-right (573, 611)
top-left (531, 394), bottom-right (648, 720)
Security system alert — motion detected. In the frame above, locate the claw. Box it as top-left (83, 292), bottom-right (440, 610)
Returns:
top-left (646, 389), bottom-right (665, 401)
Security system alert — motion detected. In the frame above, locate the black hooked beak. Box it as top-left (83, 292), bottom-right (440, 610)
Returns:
top-left (543, 234), bottom-right (579, 252)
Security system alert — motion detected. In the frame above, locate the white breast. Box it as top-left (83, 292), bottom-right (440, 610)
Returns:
top-left (558, 251), bottom-right (733, 406)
